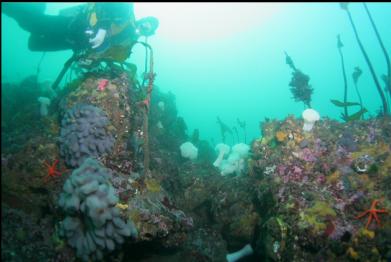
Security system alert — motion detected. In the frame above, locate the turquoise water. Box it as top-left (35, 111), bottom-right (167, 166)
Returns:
top-left (2, 2), bottom-right (391, 144)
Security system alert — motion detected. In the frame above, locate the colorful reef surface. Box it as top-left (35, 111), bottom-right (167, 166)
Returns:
top-left (2, 2), bottom-right (391, 262)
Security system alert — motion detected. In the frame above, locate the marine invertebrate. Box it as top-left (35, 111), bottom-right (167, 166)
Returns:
top-left (226, 244), bottom-right (253, 262)
top-left (157, 101), bottom-right (165, 111)
top-left (180, 142), bottom-right (198, 160)
top-left (37, 96), bottom-right (51, 116)
top-left (39, 79), bottom-right (57, 99)
top-left (145, 178), bottom-right (161, 192)
top-left (300, 201), bottom-right (337, 234)
top-left (232, 143), bottom-right (250, 158)
top-left (43, 159), bottom-right (67, 183)
top-left (275, 131), bottom-right (287, 142)
top-left (59, 104), bottom-right (115, 168)
top-left (302, 108), bottom-right (320, 132)
top-left (219, 143), bottom-right (250, 176)
top-left (213, 143), bottom-right (230, 168)
top-left (355, 199), bottom-right (388, 229)
top-left (58, 158), bottom-right (137, 261)
top-left (220, 156), bottom-right (244, 176)
top-left (346, 247), bottom-right (359, 260)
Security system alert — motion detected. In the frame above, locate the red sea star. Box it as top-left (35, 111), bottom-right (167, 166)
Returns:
top-left (355, 199), bottom-right (388, 229)
top-left (43, 160), bottom-right (66, 183)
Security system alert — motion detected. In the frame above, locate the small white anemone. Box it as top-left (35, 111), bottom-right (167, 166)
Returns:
top-left (40, 79), bottom-right (57, 98)
top-left (213, 143), bottom-right (230, 168)
top-left (219, 143), bottom-right (250, 176)
top-left (180, 142), bottom-right (198, 160)
top-left (38, 96), bottom-right (51, 116)
top-left (232, 143), bottom-right (250, 158)
top-left (158, 101), bottom-right (165, 111)
top-left (157, 121), bottom-right (164, 129)
top-left (226, 244), bottom-right (254, 262)
top-left (302, 108), bottom-right (320, 132)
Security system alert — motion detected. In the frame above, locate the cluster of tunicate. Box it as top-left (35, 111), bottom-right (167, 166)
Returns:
top-left (58, 158), bottom-right (137, 261)
top-left (60, 104), bottom-right (115, 167)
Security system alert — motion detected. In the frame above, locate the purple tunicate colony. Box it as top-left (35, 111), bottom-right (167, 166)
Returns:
top-left (59, 104), bottom-right (115, 168)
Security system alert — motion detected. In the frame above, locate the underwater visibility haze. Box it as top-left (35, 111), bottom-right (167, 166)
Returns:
top-left (1, 2), bottom-right (391, 261)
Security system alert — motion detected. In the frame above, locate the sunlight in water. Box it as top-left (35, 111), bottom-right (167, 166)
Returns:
top-left (135, 3), bottom-right (283, 42)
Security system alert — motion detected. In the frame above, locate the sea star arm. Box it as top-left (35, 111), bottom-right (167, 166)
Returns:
top-left (365, 215), bottom-right (373, 229)
top-left (355, 210), bottom-right (369, 219)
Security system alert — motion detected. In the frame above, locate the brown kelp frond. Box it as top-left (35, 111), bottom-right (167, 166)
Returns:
top-left (352, 66), bottom-right (362, 85)
top-left (217, 117), bottom-right (232, 143)
top-left (330, 100), bottom-right (361, 107)
top-left (352, 66), bottom-right (364, 112)
top-left (284, 51), bottom-right (296, 71)
top-left (237, 118), bottom-right (247, 143)
top-left (340, 2), bottom-right (349, 11)
top-left (285, 52), bottom-right (313, 108)
top-left (341, 3), bottom-right (388, 114)
top-left (337, 34), bottom-right (349, 118)
top-left (363, 3), bottom-right (391, 99)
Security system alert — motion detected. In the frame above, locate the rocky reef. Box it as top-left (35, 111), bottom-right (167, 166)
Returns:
top-left (2, 65), bottom-right (390, 261)
top-left (249, 115), bottom-right (391, 261)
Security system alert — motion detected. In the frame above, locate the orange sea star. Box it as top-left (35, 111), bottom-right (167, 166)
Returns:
top-left (355, 199), bottom-right (388, 229)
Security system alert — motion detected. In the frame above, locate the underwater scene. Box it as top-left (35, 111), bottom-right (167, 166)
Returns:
top-left (1, 2), bottom-right (391, 261)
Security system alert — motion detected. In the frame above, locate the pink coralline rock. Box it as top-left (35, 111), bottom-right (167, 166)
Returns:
top-left (300, 148), bottom-right (317, 162)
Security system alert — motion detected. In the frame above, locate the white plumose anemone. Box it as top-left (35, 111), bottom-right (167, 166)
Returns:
top-left (38, 96), bottom-right (51, 116)
top-left (302, 108), bottom-right (320, 132)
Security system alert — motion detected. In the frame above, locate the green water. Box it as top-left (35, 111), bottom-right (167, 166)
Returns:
top-left (2, 2), bottom-right (391, 144)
